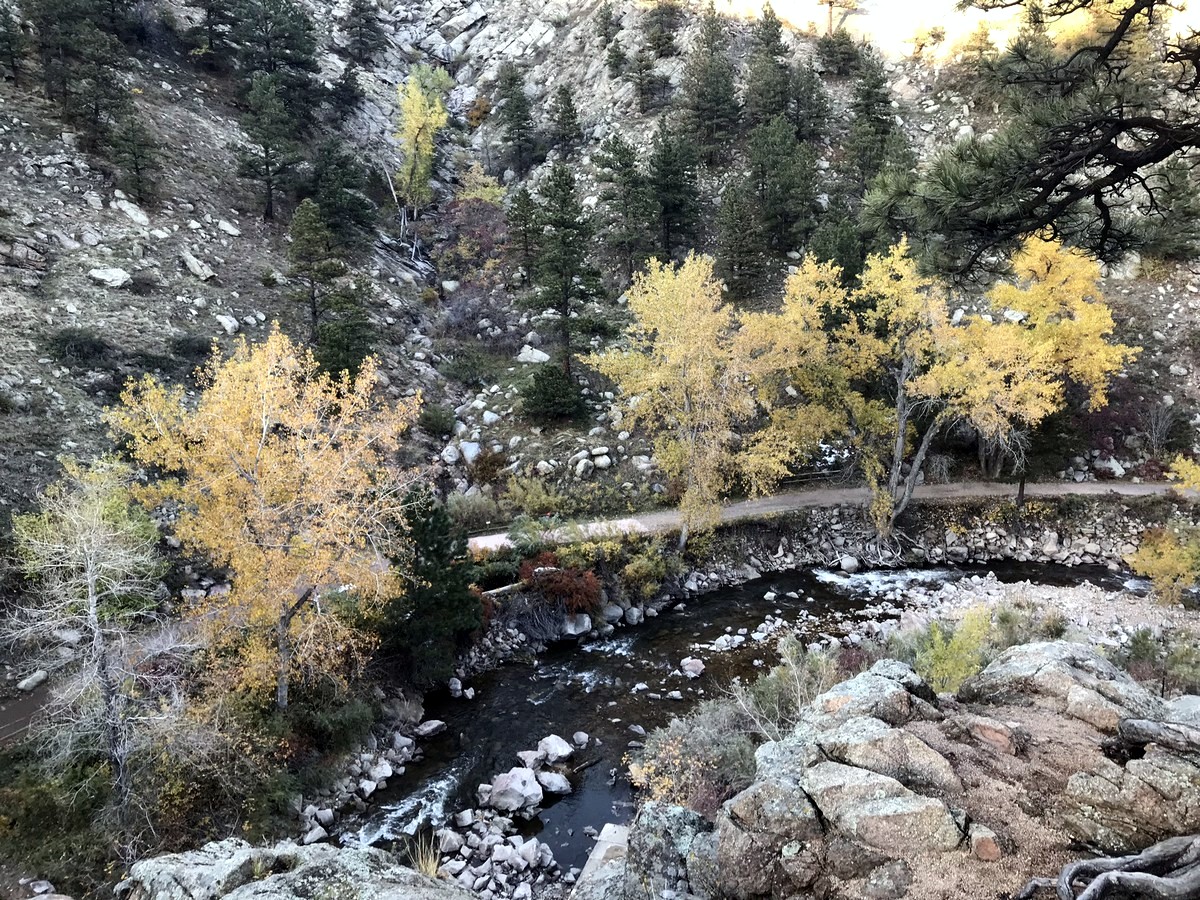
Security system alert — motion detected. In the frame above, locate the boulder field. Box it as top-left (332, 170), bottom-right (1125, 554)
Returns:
top-left (574, 641), bottom-right (1200, 900)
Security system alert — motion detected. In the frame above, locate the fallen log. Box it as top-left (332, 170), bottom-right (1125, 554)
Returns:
top-left (1015, 835), bottom-right (1200, 900)
top-left (1117, 719), bottom-right (1200, 756)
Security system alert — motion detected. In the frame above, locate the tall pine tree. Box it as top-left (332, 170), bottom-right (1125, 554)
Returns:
top-left (678, 1), bottom-right (738, 167)
top-left (647, 117), bottom-right (697, 256)
top-left (534, 163), bottom-right (593, 375)
top-left (846, 50), bottom-right (894, 187)
top-left (548, 84), bottom-right (583, 153)
top-left (595, 133), bottom-right (654, 286)
top-left (715, 180), bottom-right (767, 299)
top-left (236, 72), bottom-right (302, 220)
top-left (789, 61), bottom-right (829, 143)
top-left (496, 61), bottom-right (536, 174)
top-left (234, 0), bottom-right (321, 132)
top-left (506, 185), bottom-right (541, 272)
top-left (0, 1), bottom-right (27, 84)
top-left (743, 3), bottom-right (790, 129)
top-left (748, 114), bottom-right (818, 250)
top-left (109, 116), bottom-right (161, 204)
top-left (306, 140), bottom-right (375, 248)
top-left (642, 0), bottom-right (679, 58)
top-left (343, 0), bottom-right (386, 65)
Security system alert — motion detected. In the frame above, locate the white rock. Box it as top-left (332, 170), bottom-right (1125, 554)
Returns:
top-left (17, 670), bottom-right (47, 691)
top-left (215, 314), bottom-right (240, 335)
top-left (302, 825), bottom-right (328, 844)
top-left (517, 345), bottom-right (551, 364)
top-left (217, 219), bottom-right (241, 236)
top-left (441, 443), bottom-right (462, 465)
top-left (415, 719), bottom-right (447, 738)
top-left (181, 249), bottom-right (215, 281)
top-left (680, 657), bottom-right (705, 679)
top-left (536, 771), bottom-right (571, 794)
top-left (114, 198), bottom-right (149, 225)
top-left (88, 267), bottom-right (131, 288)
top-left (460, 442), bottom-right (482, 465)
top-left (537, 734), bottom-right (573, 764)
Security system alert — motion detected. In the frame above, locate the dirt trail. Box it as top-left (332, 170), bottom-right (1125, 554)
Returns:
top-left (468, 480), bottom-right (1176, 552)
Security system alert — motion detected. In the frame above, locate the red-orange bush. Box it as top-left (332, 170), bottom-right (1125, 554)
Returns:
top-left (519, 551), bottom-right (601, 614)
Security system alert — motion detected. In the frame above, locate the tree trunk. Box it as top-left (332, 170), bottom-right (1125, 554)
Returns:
top-left (276, 611), bottom-right (291, 711)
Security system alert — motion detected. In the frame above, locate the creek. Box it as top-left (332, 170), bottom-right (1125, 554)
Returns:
top-left (348, 562), bottom-right (1137, 872)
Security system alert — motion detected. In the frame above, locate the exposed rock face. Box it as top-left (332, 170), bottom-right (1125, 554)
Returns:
top-left (120, 839), bottom-right (472, 900)
top-left (624, 802), bottom-right (713, 900)
top-left (958, 641), bottom-right (1167, 731)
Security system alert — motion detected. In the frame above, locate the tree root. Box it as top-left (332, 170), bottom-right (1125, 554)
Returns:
top-left (1015, 836), bottom-right (1200, 900)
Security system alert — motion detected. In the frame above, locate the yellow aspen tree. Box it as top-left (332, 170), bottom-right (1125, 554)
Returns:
top-left (588, 253), bottom-right (757, 541)
top-left (105, 329), bottom-right (421, 710)
top-left (1127, 458), bottom-right (1200, 603)
top-left (394, 63), bottom-right (450, 214)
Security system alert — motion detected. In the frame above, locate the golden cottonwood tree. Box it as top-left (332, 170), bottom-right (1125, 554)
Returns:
top-left (589, 254), bottom-right (757, 539)
top-left (106, 329), bottom-right (421, 710)
top-left (394, 64), bottom-right (451, 214)
top-left (745, 237), bottom-right (1135, 538)
top-left (1128, 459), bottom-right (1200, 603)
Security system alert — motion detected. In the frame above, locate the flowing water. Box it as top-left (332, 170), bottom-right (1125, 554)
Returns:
top-left (349, 562), bottom-right (1137, 871)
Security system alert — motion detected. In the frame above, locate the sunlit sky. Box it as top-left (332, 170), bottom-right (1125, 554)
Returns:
top-left (706, 0), bottom-right (1200, 61)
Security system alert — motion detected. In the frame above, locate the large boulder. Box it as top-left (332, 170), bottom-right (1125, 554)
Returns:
top-left (958, 642), bottom-right (1167, 731)
top-left (1063, 747), bottom-right (1200, 852)
top-left (818, 716), bottom-right (962, 795)
top-left (624, 802), bottom-right (713, 900)
top-left (487, 767), bottom-right (543, 812)
top-left (120, 839), bottom-right (472, 900)
top-left (805, 660), bottom-right (941, 728)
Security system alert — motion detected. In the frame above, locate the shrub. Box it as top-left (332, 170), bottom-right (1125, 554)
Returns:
top-left (45, 327), bottom-right (116, 365)
top-left (170, 333), bottom-right (215, 366)
top-left (1117, 627), bottom-right (1200, 696)
top-left (915, 606), bottom-right (992, 692)
top-left (474, 547), bottom-right (521, 589)
top-left (1128, 527), bottom-right (1200, 605)
top-left (816, 29), bottom-right (861, 75)
top-left (727, 637), bottom-right (842, 741)
top-left (992, 599), bottom-right (1068, 649)
top-left (470, 447), bottom-right (510, 486)
top-left (628, 699), bottom-right (755, 818)
top-left (446, 492), bottom-right (502, 532)
top-left (503, 476), bottom-right (566, 517)
top-left (519, 551), bottom-right (602, 615)
top-left (621, 540), bottom-right (669, 600)
top-left (261, 269), bottom-right (280, 287)
top-left (418, 402), bottom-right (456, 438)
top-left (521, 365), bottom-right (585, 424)
top-left (466, 95), bottom-right (492, 129)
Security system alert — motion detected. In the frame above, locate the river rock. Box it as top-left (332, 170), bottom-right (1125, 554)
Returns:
top-left (536, 771), bottom-right (571, 794)
top-left (122, 838), bottom-right (473, 900)
top-left (681, 657), bottom-right (705, 679)
top-left (488, 767), bottom-right (543, 812)
top-left (839, 555), bottom-right (860, 574)
top-left (572, 731), bottom-right (589, 747)
top-left (562, 613), bottom-right (591, 637)
top-left (624, 607), bottom-right (643, 625)
top-left (537, 734), bottom-right (573, 764)
top-left (415, 719), bottom-right (447, 738)
top-left (601, 603), bottom-right (624, 624)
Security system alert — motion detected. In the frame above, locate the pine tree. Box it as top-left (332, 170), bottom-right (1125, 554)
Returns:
top-left (307, 139), bottom-right (374, 248)
top-left (343, 0), bottom-right (386, 65)
top-left (329, 63), bottom-right (365, 121)
top-left (236, 73), bottom-right (302, 221)
top-left (534, 163), bottom-right (593, 375)
top-left (507, 186), bottom-right (541, 272)
top-left (191, 0), bottom-right (238, 61)
top-left (647, 117), bottom-right (697, 256)
top-left (789, 61), bottom-right (829, 142)
top-left (809, 194), bottom-right (863, 284)
top-left (109, 116), bottom-right (161, 204)
top-left (548, 84), bottom-right (583, 153)
top-left (64, 24), bottom-right (128, 150)
top-left (595, 133), bottom-right (654, 285)
top-left (606, 37), bottom-right (626, 78)
top-left (743, 3), bottom-right (790, 129)
top-left (288, 198), bottom-right (349, 341)
top-left (314, 287), bottom-right (372, 376)
top-left (626, 48), bottom-right (666, 112)
top-left (496, 61), bottom-right (536, 174)
top-left (0, 1), bottom-right (27, 84)
top-left (596, 0), bottom-right (619, 46)
top-left (643, 0), bottom-right (679, 58)
top-left (748, 114), bottom-right (817, 249)
top-left (378, 489), bottom-right (480, 686)
top-left (715, 179), bottom-right (767, 299)
top-left (679, 2), bottom-right (738, 167)
top-left (846, 51), bottom-right (893, 186)
top-left (234, 0), bottom-right (321, 131)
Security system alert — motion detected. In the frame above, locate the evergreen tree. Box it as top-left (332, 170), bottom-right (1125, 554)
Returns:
top-left (533, 163), bottom-right (593, 375)
top-left (744, 49), bottom-right (791, 129)
top-left (314, 293), bottom-right (372, 376)
top-left (789, 61), bottom-right (829, 143)
top-left (808, 194), bottom-right (863, 284)
top-left (846, 50), bottom-right (893, 186)
top-left (679, 1), bottom-right (738, 166)
top-left (191, 0), bottom-right (238, 61)
top-left (378, 489), bottom-right (481, 686)
top-left (595, 132), bottom-right (654, 285)
top-left (626, 48), bottom-right (667, 112)
top-left (548, 84), bottom-right (583, 153)
top-left (647, 117), bottom-right (697, 256)
top-left (815, 27), bottom-right (860, 75)
top-left (496, 61), bottom-right (536, 174)
top-left (306, 140), bottom-right (374, 248)
top-left (109, 116), bottom-right (161, 204)
top-left (753, 2), bottom-right (785, 55)
top-left (236, 73), bottom-right (302, 220)
top-left (606, 37), bottom-right (626, 78)
top-left (0, 1), bottom-right (27, 84)
top-left (642, 0), bottom-right (679, 58)
top-left (329, 63), bottom-right (365, 120)
top-left (288, 199), bottom-right (347, 341)
top-left (715, 179), bottom-right (767, 299)
top-left (234, 0), bottom-right (321, 130)
top-left (596, 0), bottom-right (619, 46)
top-left (64, 24), bottom-right (128, 150)
top-left (748, 114), bottom-right (818, 250)
top-left (507, 185), bottom-right (541, 272)
top-left (343, 0), bottom-right (386, 65)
